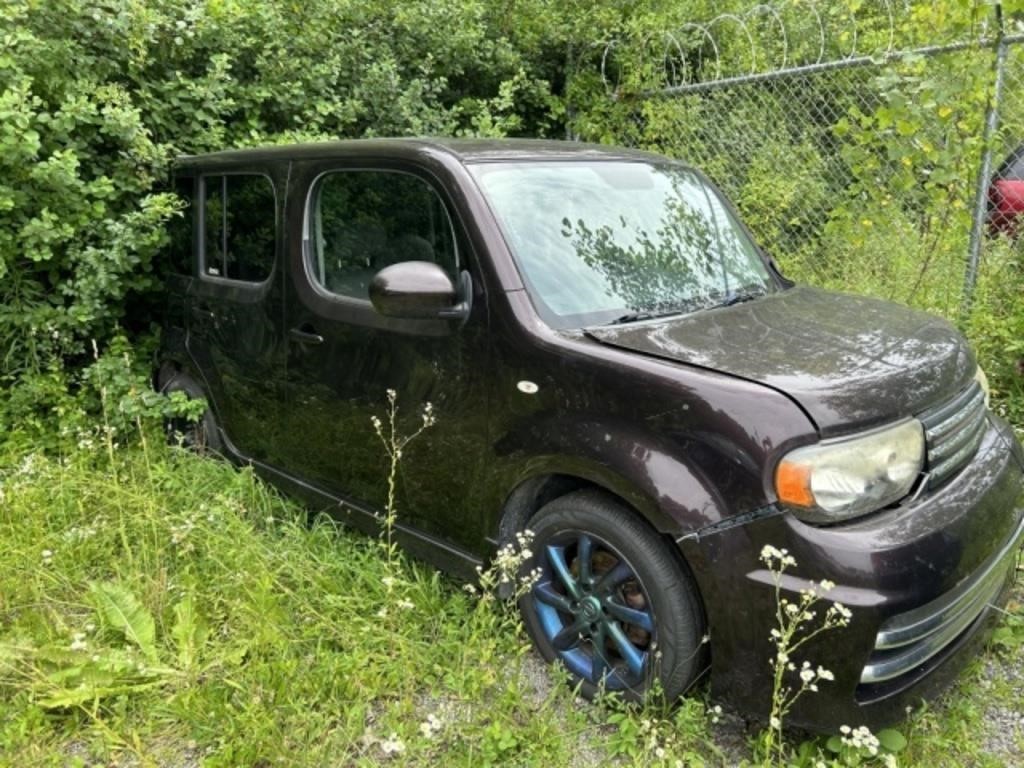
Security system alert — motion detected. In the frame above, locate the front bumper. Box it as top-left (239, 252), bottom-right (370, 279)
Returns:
top-left (860, 511), bottom-right (1023, 686)
top-left (688, 413), bottom-right (1024, 732)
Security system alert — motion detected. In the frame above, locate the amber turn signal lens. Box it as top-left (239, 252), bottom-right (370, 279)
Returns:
top-left (775, 461), bottom-right (815, 507)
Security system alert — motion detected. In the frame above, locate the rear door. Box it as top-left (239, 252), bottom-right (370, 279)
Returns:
top-left (278, 160), bottom-right (492, 558)
top-left (185, 168), bottom-right (288, 462)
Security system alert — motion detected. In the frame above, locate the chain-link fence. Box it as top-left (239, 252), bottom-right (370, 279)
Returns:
top-left (598, 4), bottom-right (1024, 325)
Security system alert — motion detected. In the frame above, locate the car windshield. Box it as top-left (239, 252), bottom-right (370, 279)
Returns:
top-left (470, 160), bottom-right (777, 327)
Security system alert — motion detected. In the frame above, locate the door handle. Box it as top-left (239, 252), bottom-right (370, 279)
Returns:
top-left (289, 326), bottom-right (325, 345)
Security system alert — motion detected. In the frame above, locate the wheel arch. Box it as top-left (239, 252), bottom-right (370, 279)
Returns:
top-left (494, 449), bottom-right (731, 548)
top-left (154, 354), bottom-right (218, 415)
top-left (497, 463), bottom-right (708, 578)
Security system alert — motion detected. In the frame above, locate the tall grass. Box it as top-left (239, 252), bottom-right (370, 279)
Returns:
top-left (0, 434), bottom-right (723, 766)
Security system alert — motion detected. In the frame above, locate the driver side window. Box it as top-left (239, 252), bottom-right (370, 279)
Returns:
top-left (308, 170), bottom-right (458, 300)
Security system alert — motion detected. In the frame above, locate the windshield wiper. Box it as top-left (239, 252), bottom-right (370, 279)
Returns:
top-left (599, 290), bottom-right (766, 326)
top-left (717, 288), bottom-right (767, 307)
top-left (602, 307), bottom-right (692, 325)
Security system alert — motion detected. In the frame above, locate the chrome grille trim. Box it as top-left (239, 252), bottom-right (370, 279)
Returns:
top-left (860, 515), bottom-right (1024, 685)
top-left (921, 382), bottom-right (988, 489)
top-left (927, 406), bottom-right (986, 465)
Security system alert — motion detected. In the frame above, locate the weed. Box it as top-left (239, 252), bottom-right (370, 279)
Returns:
top-left (370, 388), bottom-right (435, 570)
top-left (757, 544), bottom-right (850, 765)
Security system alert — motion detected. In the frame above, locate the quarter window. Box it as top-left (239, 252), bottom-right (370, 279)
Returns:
top-left (308, 171), bottom-right (458, 300)
top-left (202, 174), bottom-right (276, 282)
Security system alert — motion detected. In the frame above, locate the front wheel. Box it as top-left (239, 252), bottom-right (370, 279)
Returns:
top-left (519, 489), bottom-right (707, 702)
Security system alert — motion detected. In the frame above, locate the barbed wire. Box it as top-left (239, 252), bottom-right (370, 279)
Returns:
top-left (597, 1), bottom-right (926, 94)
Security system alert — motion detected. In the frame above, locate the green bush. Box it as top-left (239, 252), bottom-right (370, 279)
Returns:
top-left (0, 0), bottom-right (563, 381)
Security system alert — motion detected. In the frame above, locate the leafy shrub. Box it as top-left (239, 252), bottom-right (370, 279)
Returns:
top-left (0, 332), bottom-right (202, 456)
top-left (0, 0), bottom-right (562, 381)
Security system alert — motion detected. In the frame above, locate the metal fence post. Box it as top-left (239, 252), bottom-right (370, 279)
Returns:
top-left (963, 3), bottom-right (1007, 316)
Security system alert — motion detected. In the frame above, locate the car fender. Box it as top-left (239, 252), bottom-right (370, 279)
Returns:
top-left (494, 417), bottom-right (737, 539)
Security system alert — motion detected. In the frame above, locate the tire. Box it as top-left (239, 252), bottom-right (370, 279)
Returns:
top-left (161, 374), bottom-right (222, 455)
top-left (519, 489), bottom-right (706, 703)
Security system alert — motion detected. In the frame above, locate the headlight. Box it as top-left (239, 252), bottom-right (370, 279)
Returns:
top-left (974, 365), bottom-right (991, 408)
top-left (774, 419), bottom-right (925, 523)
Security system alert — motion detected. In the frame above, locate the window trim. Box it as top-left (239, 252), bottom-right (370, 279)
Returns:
top-left (197, 171), bottom-right (278, 287)
top-left (302, 167), bottom-right (461, 307)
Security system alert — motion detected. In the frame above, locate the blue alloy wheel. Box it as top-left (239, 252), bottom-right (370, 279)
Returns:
top-left (533, 532), bottom-right (654, 690)
top-left (520, 489), bottom-right (706, 702)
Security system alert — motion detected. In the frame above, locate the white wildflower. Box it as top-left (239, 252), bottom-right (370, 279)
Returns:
top-left (830, 602), bottom-right (853, 620)
top-left (380, 733), bottom-right (405, 755)
top-left (419, 713), bottom-right (442, 739)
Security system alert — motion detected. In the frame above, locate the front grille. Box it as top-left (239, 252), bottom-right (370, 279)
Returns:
top-left (920, 382), bottom-right (988, 490)
top-left (859, 515), bottom-right (1024, 686)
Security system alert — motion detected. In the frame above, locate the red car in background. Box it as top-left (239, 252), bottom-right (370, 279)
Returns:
top-left (988, 144), bottom-right (1024, 236)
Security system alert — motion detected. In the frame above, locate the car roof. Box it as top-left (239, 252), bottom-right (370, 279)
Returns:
top-left (174, 137), bottom-right (679, 170)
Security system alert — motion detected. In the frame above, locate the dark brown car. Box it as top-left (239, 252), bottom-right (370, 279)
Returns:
top-left (156, 139), bottom-right (1024, 731)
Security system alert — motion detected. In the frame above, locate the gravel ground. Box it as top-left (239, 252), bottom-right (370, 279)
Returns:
top-left (517, 600), bottom-right (1024, 767)
top-left (978, 585), bottom-right (1024, 765)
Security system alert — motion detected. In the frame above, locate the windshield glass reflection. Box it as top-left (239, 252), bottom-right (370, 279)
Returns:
top-left (471, 161), bottom-right (776, 327)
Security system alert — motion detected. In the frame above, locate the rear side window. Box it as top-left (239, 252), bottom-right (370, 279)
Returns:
top-left (202, 174), bottom-right (276, 282)
top-left (308, 171), bottom-right (458, 300)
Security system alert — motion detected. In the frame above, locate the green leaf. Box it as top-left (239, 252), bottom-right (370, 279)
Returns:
top-left (877, 728), bottom-right (908, 753)
top-left (826, 735), bottom-right (843, 753)
top-left (992, 626), bottom-right (1015, 647)
top-left (39, 679), bottom-right (166, 709)
top-left (89, 581), bottom-right (159, 663)
top-left (172, 594), bottom-right (207, 671)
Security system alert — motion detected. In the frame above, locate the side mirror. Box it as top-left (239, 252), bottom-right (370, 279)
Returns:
top-left (369, 261), bottom-right (471, 322)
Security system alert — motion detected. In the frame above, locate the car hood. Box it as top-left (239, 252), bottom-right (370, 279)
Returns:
top-left (584, 286), bottom-right (976, 435)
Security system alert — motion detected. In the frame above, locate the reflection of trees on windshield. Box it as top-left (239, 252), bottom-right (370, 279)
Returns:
top-left (562, 174), bottom-right (764, 314)
top-left (471, 161), bottom-right (774, 325)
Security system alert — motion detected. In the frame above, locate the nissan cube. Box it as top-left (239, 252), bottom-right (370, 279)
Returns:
top-left (156, 139), bottom-right (1024, 730)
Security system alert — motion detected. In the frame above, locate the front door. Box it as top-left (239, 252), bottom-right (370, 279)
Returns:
top-left (279, 162), bottom-right (491, 558)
